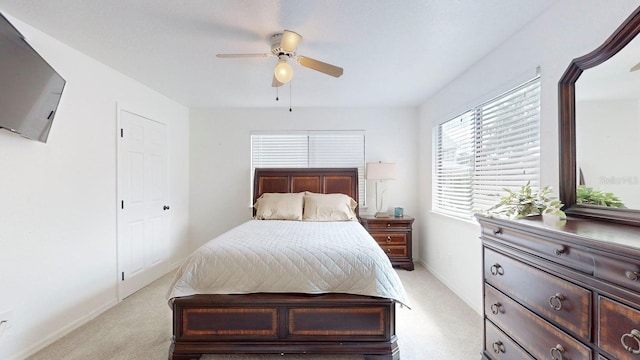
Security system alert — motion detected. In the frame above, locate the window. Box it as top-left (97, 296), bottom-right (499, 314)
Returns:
top-left (251, 130), bottom-right (366, 205)
top-left (433, 76), bottom-right (541, 219)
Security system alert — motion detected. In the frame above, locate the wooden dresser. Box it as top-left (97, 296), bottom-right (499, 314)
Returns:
top-left (360, 215), bottom-right (414, 271)
top-left (476, 214), bottom-right (640, 360)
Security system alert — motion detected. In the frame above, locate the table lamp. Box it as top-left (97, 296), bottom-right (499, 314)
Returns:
top-left (365, 162), bottom-right (397, 217)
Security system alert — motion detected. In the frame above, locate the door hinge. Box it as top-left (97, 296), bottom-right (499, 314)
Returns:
top-left (121, 200), bottom-right (124, 209)
top-left (121, 272), bottom-right (125, 281)
top-left (120, 128), bottom-right (123, 138)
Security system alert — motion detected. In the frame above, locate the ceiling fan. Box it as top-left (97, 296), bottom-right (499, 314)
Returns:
top-left (216, 30), bottom-right (343, 87)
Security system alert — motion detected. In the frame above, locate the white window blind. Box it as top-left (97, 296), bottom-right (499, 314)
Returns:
top-left (251, 131), bottom-right (366, 205)
top-left (433, 111), bottom-right (475, 219)
top-left (251, 132), bottom-right (308, 168)
top-left (473, 79), bottom-right (541, 211)
top-left (433, 76), bottom-right (541, 219)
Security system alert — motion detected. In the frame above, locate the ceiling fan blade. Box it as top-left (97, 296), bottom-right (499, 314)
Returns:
top-left (280, 30), bottom-right (302, 52)
top-left (272, 75), bottom-right (284, 87)
top-left (216, 53), bottom-right (271, 58)
top-left (631, 62), bottom-right (640, 72)
top-left (296, 56), bottom-right (343, 78)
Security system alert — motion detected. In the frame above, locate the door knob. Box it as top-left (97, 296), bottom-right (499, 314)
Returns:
top-left (163, 205), bottom-right (170, 210)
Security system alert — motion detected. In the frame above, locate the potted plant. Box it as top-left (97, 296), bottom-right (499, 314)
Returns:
top-left (483, 181), bottom-right (566, 220)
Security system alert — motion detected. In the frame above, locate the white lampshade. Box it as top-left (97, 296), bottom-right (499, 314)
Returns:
top-left (366, 162), bottom-right (397, 180)
top-left (274, 59), bottom-right (293, 83)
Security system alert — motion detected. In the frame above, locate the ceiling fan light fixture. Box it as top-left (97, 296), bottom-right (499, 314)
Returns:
top-left (274, 58), bottom-right (293, 83)
top-left (217, 29), bottom-right (342, 87)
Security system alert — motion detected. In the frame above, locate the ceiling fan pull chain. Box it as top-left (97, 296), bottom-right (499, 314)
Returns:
top-left (289, 81), bottom-right (292, 112)
top-left (275, 86), bottom-right (279, 101)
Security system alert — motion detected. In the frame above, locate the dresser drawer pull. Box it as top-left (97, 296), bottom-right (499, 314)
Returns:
top-left (626, 270), bottom-right (640, 282)
top-left (386, 248), bottom-right (392, 254)
top-left (492, 228), bottom-right (502, 235)
top-left (387, 223), bottom-right (391, 227)
top-left (548, 293), bottom-right (565, 311)
top-left (554, 247), bottom-right (565, 256)
top-left (550, 344), bottom-right (565, 360)
top-left (490, 302), bottom-right (502, 315)
top-left (386, 236), bottom-right (392, 243)
top-left (490, 264), bottom-right (504, 276)
top-left (491, 340), bottom-right (505, 354)
top-left (621, 329), bottom-right (640, 355)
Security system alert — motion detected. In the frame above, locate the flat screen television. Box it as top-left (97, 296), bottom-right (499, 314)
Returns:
top-left (0, 12), bottom-right (65, 143)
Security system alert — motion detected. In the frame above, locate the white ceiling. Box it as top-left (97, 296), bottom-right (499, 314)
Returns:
top-left (0, 0), bottom-right (557, 108)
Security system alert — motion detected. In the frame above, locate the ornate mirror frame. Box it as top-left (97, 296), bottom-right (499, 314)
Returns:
top-left (559, 6), bottom-right (640, 226)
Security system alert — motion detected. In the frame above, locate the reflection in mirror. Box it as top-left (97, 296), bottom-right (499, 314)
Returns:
top-left (575, 37), bottom-right (640, 209)
top-left (559, 5), bottom-right (640, 226)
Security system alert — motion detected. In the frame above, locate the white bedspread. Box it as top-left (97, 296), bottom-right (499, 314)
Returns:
top-left (167, 220), bottom-right (409, 306)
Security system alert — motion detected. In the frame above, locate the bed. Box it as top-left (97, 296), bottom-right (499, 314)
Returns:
top-left (167, 168), bottom-right (408, 360)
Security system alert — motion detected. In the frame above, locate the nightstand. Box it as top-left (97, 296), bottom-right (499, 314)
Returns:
top-left (360, 215), bottom-right (414, 271)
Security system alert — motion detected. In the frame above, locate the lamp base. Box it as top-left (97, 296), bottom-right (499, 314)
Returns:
top-left (374, 212), bottom-right (391, 218)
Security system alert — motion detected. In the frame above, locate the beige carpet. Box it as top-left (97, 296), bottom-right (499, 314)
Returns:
top-left (28, 264), bottom-right (482, 359)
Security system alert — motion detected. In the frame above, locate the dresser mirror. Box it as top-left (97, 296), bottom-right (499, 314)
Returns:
top-left (559, 6), bottom-right (640, 226)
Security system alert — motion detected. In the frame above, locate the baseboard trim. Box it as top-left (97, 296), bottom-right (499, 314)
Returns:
top-left (10, 299), bottom-right (118, 360)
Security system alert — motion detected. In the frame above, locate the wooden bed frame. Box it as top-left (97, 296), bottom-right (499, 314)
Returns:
top-left (168, 168), bottom-right (400, 360)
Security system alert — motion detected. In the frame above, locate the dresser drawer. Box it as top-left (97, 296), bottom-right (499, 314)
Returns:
top-left (485, 320), bottom-right (534, 360)
top-left (484, 248), bottom-right (591, 340)
top-left (485, 285), bottom-right (592, 360)
top-left (598, 296), bottom-right (640, 360)
top-left (593, 253), bottom-right (640, 293)
top-left (482, 223), bottom-right (595, 275)
top-left (371, 233), bottom-right (407, 245)
top-left (379, 246), bottom-right (407, 258)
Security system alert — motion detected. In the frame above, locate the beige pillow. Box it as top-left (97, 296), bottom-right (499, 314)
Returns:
top-left (254, 192), bottom-right (304, 220)
top-left (303, 193), bottom-right (358, 221)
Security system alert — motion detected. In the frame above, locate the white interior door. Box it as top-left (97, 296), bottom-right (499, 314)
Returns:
top-left (117, 108), bottom-right (168, 300)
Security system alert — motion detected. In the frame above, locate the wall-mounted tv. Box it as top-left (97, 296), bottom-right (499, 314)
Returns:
top-left (0, 12), bottom-right (65, 143)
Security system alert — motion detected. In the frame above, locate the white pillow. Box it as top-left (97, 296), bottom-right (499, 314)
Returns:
top-left (254, 192), bottom-right (304, 220)
top-left (303, 193), bottom-right (358, 221)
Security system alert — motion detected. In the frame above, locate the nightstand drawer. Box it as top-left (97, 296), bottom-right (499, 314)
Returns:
top-left (365, 220), bottom-right (412, 230)
top-left (371, 233), bottom-right (407, 245)
top-left (379, 246), bottom-right (407, 258)
top-left (360, 215), bottom-right (414, 271)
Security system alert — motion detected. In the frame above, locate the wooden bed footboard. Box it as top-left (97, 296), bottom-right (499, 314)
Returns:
top-left (169, 293), bottom-right (399, 360)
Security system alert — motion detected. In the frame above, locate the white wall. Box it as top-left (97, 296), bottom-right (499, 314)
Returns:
top-left (0, 13), bottom-right (190, 360)
top-left (577, 99), bottom-right (640, 208)
top-left (189, 107), bottom-right (419, 249)
top-left (417, 0), bottom-right (640, 314)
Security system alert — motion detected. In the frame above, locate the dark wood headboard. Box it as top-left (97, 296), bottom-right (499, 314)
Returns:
top-left (253, 168), bottom-right (359, 214)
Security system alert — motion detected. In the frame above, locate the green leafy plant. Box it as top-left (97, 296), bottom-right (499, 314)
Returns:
top-left (483, 181), bottom-right (566, 219)
top-left (576, 185), bottom-right (626, 208)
